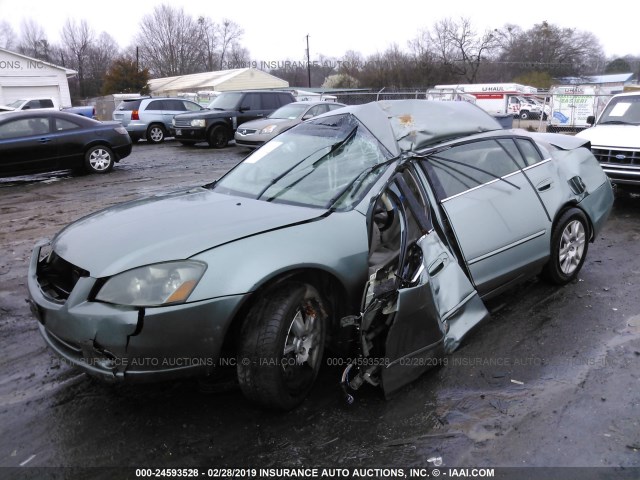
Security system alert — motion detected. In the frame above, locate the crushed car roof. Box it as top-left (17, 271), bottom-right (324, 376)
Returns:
top-left (327, 100), bottom-right (503, 156)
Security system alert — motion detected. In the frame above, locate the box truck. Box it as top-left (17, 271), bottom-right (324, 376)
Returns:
top-left (431, 83), bottom-right (542, 119)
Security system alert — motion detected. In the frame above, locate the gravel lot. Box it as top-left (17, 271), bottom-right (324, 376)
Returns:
top-left (1, 140), bottom-right (639, 478)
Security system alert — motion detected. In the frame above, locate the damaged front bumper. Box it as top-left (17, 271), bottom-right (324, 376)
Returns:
top-left (28, 242), bottom-right (246, 382)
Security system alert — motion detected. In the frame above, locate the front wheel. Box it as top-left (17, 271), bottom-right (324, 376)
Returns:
top-left (207, 125), bottom-right (229, 148)
top-left (84, 145), bottom-right (114, 174)
top-left (237, 282), bottom-right (327, 410)
top-left (542, 208), bottom-right (589, 284)
top-left (520, 110), bottom-right (530, 120)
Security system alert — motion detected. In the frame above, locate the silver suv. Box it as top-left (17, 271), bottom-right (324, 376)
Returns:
top-left (113, 97), bottom-right (204, 143)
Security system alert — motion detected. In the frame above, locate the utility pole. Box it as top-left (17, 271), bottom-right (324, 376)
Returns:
top-left (306, 34), bottom-right (311, 88)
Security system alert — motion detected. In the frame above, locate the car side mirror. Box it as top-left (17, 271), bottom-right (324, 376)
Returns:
top-left (586, 115), bottom-right (595, 126)
top-left (239, 105), bottom-right (250, 112)
top-left (302, 114), bottom-right (313, 121)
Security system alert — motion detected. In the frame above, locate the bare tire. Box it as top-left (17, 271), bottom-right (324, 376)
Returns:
top-left (208, 125), bottom-right (228, 148)
top-left (84, 145), bottom-right (114, 174)
top-left (146, 124), bottom-right (166, 143)
top-left (237, 282), bottom-right (327, 410)
top-left (542, 208), bottom-right (589, 284)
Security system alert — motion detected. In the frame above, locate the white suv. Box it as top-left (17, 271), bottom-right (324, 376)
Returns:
top-left (113, 97), bottom-right (205, 143)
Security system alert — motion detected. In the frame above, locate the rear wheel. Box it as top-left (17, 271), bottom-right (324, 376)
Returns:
top-left (520, 110), bottom-right (530, 120)
top-left (542, 208), bottom-right (589, 284)
top-left (237, 282), bottom-right (327, 410)
top-left (146, 124), bottom-right (166, 143)
top-left (84, 145), bottom-right (114, 174)
top-left (207, 125), bottom-right (229, 148)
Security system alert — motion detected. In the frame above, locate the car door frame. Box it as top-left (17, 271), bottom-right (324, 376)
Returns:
top-left (345, 163), bottom-right (488, 397)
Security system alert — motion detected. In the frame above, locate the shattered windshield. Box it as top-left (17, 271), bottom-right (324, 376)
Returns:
top-left (598, 95), bottom-right (640, 125)
top-left (212, 113), bottom-right (394, 210)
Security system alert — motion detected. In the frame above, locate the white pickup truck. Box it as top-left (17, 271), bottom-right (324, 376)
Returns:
top-left (576, 91), bottom-right (640, 188)
top-left (0, 97), bottom-right (95, 118)
top-left (0, 98), bottom-right (57, 111)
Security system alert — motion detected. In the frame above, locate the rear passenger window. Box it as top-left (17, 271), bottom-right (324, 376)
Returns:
top-left (261, 94), bottom-right (279, 110)
top-left (278, 93), bottom-right (294, 106)
top-left (40, 99), bottom-right (54, 108)
top-left (497, 138), bottom-right (526, 168)
top-left (163, 100), bottom-right (185, 111)
top-left (516, 138), bottom-right (544, 166)
top-left (146, 100), bottom-right (164, 110)
top-left (423, 139), bottom-right (521, 199)
top-left (55, 118), bottom-right (80, 131)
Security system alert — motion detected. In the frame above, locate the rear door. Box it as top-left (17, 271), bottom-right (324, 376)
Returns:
top-left (420, 138), bottom-right (552, 297)
top-left (358, 166), bottom-right (488, 396)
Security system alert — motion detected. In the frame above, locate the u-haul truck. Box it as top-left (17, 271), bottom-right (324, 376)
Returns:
top-left (431, 83), bottom-right (541, 118)
top-left (546, 85), bottom-right (612, 133)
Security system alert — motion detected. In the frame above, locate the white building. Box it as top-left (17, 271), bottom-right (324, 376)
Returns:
top-left (0, 47), bottom-right (76, 108)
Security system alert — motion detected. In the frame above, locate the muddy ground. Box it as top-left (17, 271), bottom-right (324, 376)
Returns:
top-left (1, 140), bottom-right (639, 478)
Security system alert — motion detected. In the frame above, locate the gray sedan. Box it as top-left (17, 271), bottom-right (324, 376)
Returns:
top-left (28, 100), bottom-right (613, 410)
top-left (234, 101), bottom-right (345, 149)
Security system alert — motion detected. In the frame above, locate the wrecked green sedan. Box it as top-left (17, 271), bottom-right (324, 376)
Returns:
top-left (28, 100), bottom-right (614, 410)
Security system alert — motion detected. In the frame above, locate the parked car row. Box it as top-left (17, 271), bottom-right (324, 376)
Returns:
top-left (111, 91), bottom-right (345, 149)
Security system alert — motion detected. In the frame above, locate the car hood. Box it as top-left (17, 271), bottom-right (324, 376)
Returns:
top-left (52, 187), bottom-right (328, 278)
top-left (576, 124), bottom-right (640, 149)
top-left (238, 118), bottom-right (297, 131)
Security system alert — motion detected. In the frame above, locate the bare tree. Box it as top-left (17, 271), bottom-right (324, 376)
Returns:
top-left (61, 18), bottom-right (94, 97)
top-left (135, 5), bottom-right (203, 76)
top-left (85, 32), bottom-right (120, 97)
top-left (18, 19), bottom-right (52, 61)
top-left (0, 21), bottom-right (16, 50)
top-left (197, 16), bottom-right (219, 71)
top-left (217, 19), bottom-right (244, 69)
top-left (227, 42), bottom-right (250, 67)
top-left (430, 17), bottom-right (500, 83)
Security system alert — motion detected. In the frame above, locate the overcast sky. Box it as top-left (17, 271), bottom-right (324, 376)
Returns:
top-left (1, 0), bottom-right (636, 62)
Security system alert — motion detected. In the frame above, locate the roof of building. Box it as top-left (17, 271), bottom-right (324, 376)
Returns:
top-left (555, 73), bottom-right (635, 85)
top-left (147, 68), bottom-right (288, 95)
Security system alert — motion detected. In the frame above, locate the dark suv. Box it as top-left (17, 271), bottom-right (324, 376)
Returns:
top-left (172, 90), bottom-right (296, 148)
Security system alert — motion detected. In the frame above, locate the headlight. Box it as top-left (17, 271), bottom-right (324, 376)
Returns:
top-left (172, 118), bottom-right (176, 126)
top-left (259, 124), bottom-right (278, 134)
top-left (95, 261), bottom-right (206, 307)
top-left (191, 119), bottom-right (206, 128)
